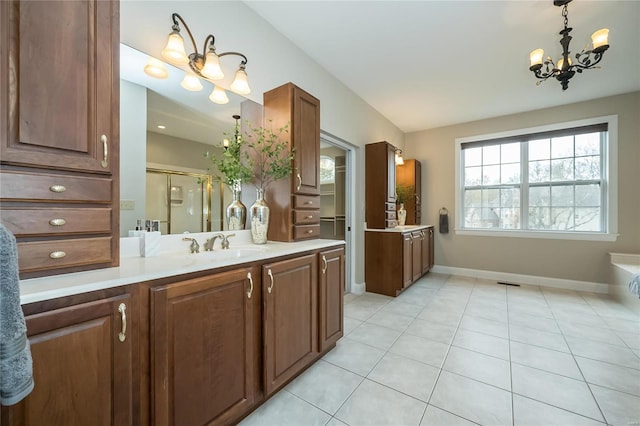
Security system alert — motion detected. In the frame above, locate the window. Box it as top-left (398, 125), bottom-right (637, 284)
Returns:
top-left (455, 116), bottom-right (617, 241)
top-left (320, 155), bottom-right (335, 183)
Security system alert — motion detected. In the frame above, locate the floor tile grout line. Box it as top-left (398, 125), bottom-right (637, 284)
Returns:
top-left (506, 284), bottom-right (515, 426)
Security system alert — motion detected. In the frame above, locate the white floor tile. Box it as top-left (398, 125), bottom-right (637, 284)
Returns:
top-left (420, 405), bottom-right (476, 426)
top-left (508, 311), bottom-right (561, 334)
top-left (590, 384), bottom-right (640, 426)
top-left (565, 334), bottom-right (640, 370)
top-left (459, 314), bottom-right (509, 339)
top-left (368, 352), bottom-right (439, 402)
top-left (322, 338), bottom-right (386, 377)
top-left (512, 394), bottom-right (604, 426)
top-left (389, 334), bottom-right (450, 368)
top-left (380, 300), bottom-right (425, 317)
top-left (285, 360), bottom-right (363, 415)
top-left (575, 356), bottom-right (640, 396)
top-left (366, 309), bottom-right (415, 332)
top-left (343, 317), bottom-right (363, 336)
top-left (239, 390), bottom-right (331, 426)
top-left (558, 321), bottom-right (627, 346)
top-left (347, 322), bottom-right (403, 350)
top-left (430, 371), bottom-right (512, 426)
top-left (509, 323), bottom-right (570, 352)
top-left (452, 328), bottom-right (510, 360)
top-left (442, 346), bottom-right (511, 390)
top-left (335, 379), bottom-right (426, 426)
top-left (511, 363), bottom-right (604, 422)
top-left (405, 319), bottom-right (457, 344)
top-left (510, 340), bottom-right (583, 379)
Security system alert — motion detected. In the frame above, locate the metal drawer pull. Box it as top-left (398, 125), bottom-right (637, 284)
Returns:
top-left (49, 185), bottom-right (66, 193)
top-left (118, 303), bottom-right (127, 342)
top-left (49, 251), bottom-right (66, 259)
top-left (49, 218), bottom-right (66, 226)
top-left (322, 255), bottom-right (328, 274)
top-left (267, 269), bottom-right (275, 294)
top-left (296, 173), bottom-right (302, 191)
top-left (247, 272), bottom-right (254, 299)
top-left (304, 201), bottom-right (313, 205)
top-left (101, 135), bottom-right (108, 168)
top-left (306, 215), bottom-right (314, 219)
top-left (307, 229), bottom-right (314, 234)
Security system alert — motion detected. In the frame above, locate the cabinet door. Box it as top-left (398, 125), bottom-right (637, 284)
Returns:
top-left (415, 160), bottom-right (422, 224)
top-left (1, 0), bottom-right (118, 173)
top-left (402, 234), bottom-right (413, 288)
top-left (263, 254), bottom-right (318, 395)
top-left (411, 231), bottom-right (422, 281)
top-left (150, 268), bottom-right (259, 426)
top-left (386, 143), bottom-right (397, 203)
top-left (421, 230), bottom-right (431, 274)
top-left (319, 248), bottom-right (344, 352)
top-left (293, 86), bottom-right (320, 196)
top-left (428, 227), bottom-right (435, 269)
top-left (3, 295), bottom-right (132, 425)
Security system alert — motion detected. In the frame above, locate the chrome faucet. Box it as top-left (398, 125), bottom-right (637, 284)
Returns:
top-left (182, 237), bottom-right (200, 254)
top-left (218, 233), bottom-right (235, 250)
top-left (203, 234), bottom-right (223, 251)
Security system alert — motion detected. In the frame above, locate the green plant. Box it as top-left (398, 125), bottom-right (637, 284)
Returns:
top-left (395, 183), bottom-right (414, 204)
top-left (204, 122), bottom-right (253, 190)
top-left (247, 121), bottom-right (295, 191)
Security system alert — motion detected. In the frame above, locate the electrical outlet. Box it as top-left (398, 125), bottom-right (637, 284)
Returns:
top-left (120, 200), bottom-right (135, 210)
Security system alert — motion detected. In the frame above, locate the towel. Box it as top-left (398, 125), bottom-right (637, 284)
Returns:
top-left (439, 208), bottom-right (449, 234)
top-left (629, 274), bottom-right (640, 299)
top-left (0, 224), bottom-right (34, 405)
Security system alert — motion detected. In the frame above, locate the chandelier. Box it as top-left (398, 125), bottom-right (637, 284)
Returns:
top-left (528, 0), bottom-right (609, 90)
top-left (144, 13), bottom-right (251, 104)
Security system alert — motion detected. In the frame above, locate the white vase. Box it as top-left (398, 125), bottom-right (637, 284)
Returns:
top-left (250, 188), bottom-right (270, 244)
top-left (397, 203), bottom-right (407, 226)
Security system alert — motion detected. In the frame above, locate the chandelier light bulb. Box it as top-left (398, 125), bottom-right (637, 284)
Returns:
top-left (230, 67), bottom-right (251, 95)
top-left (180, 71), bottom-right (203, 91)
top-left (529, 49), bottom-right (544, 68)
top-left (144, 57), bottom-right (169, 79)
top-left (201, 50), bottom-right (225, 80)
top-left (591, 28), bottom-right (609, 50)
top-left (209, 86), bottom-right (230, 104)
top-left (161, 31), bottom-right (189, 65)
top-left (557, 56), bottom-right (572, 70)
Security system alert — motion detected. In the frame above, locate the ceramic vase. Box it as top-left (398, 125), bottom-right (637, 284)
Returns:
top-left (397, 202), bottom-right (407, 226)
top-left (226, 184), bottom-right (246, 230)
top-left (250, 188), bottom-right (270, 244)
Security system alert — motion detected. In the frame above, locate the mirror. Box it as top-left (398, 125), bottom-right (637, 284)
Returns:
top-left (119, 44), bottom-right (255, 236)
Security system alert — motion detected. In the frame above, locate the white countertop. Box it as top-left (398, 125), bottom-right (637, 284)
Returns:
top-left (365, 224), bottom-right (433, 233)
top-left (19, 231), bottom-right (344, 305)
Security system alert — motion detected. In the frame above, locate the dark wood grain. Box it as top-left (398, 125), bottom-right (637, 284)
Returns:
top-left (319, 248), bottom-right (344, 352)
top-left (365, 142), bottom-right (397, 229)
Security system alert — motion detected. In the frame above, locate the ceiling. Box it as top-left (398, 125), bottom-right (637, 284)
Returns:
top-left (121, 1), bottom-right (640, 134)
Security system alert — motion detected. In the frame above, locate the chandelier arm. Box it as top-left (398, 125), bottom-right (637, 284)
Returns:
top-left (218, 51), bottom-right (248, 66)
top-left (574, 51), bottom-right (604, 69)
top-left (171, 13), bottom-right (199, 56)
top-left (202, 34), bottom-right (216, 56)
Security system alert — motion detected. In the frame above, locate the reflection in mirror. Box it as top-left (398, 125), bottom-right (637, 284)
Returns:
top-left (119, 44), bottom-right (251, 236)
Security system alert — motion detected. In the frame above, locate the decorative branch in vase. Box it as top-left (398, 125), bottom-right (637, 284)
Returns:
top-left (395, 183), bottom-right (414, 226)
top-left (246, 120), bottom-right (295, 244)
top-left (204, 115), bottom-right (253, 230)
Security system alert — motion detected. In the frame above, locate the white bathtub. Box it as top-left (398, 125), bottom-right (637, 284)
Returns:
top-left (609, 252), bottom-right (640, 311)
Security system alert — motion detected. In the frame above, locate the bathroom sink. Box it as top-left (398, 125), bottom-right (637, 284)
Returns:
top-left (193, 245), bottom-right (270, 260)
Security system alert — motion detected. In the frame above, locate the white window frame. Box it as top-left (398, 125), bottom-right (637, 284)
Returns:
top-left (454, 115), bottom-right (618, 241)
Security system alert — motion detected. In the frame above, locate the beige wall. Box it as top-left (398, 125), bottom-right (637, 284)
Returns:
top-left (146, 132), bottom-right (218, 172)
top-left (405, 91), bottom-right (640, 285)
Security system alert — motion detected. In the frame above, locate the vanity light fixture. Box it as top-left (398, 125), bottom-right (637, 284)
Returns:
top-left (156, 12), bottom-right (251, 102)
top-left (528, 0), bottom-right (609, 90)
top-left (144, 57), bottom-right (169, 79)
top-left (395, 149), bottom-right (404, 165)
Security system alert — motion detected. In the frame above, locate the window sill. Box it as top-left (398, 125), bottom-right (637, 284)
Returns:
top-left (455, 228), bottom-right (619, 242)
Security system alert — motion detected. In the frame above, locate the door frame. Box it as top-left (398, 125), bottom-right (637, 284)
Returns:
top-left (320, 131), bottom-right (356, 293)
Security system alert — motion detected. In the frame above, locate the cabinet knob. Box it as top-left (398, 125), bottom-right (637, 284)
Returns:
top-left (307, 229), bottom-right (314, 234)
top-left (49, 185), bottom-right (66, 193)
top-left (304, 201), bottom-right (313, 205)
top-left (306, 215), bottom-right (314, 219)
top-left (49, 218), bottom-right (67, 226)
top-left (49, 251), bottom-right (66, 259)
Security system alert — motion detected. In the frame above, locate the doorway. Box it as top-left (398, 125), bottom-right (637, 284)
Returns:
top-left (320, 132), bottom-right (355, 293)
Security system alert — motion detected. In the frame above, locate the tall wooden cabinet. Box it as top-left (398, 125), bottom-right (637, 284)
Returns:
top-left (2, 293), bottom-right (133, 425)
top-left (396, 159), bottom-right (422, 225)
top-left (365, 141), bottom-right (398, 229)
top-left (263, 83), bottom-right (321, 242)
top-left (0, 0), bottom-right (120, 277)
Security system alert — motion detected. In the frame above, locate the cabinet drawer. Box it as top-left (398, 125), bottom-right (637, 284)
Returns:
top-left (17, 237), bottom-right (112, 273)
top-left (2, 208), bottom-right (111, 236)
top-left (293, 195), bottom-right (319, 209)
top-left (386, 220), bottom-right (397, 228)
top-left (386, 210), bottom-right (397, 220)
top-left (0, 170), bottom-right (112, 203)
top-left (385, 202), bottom-right (396, 211)
top-left (293, 224), bottom-right (320, 240)
top-left (293, 210), bottom-right (320, 225)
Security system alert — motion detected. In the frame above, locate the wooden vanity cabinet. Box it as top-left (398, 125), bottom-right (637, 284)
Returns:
top-left (149, 267), bottom-right (260, 426)
top-left (365, 141), bottom-right (398, 229)
top-left (1, 291), bottom-right (134, 426)
top-left (396, 159), bottom-right (422, 225)
top-left (319, 247), bottom-right (344, 352)
top-left (262, 254), bottom-right (319, 395)
top-left (421, 227), bottom-right (434, 274)
top-left (263, 83), bottom-right (321, 242)
top-left (0, 0), bottom-right (120, 277)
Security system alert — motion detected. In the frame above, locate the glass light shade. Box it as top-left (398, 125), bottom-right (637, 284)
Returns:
top-left (557, 56), bottom-right (572, 70)
top-left (529, 49), bottom-right (544, 67)
top-left (143, 57), bottom-right (169, 79)
top-left (161, 31), bottom-right (189, 65)
top-left (395, 151), bottom-right (404, 165)
top-left (591, 28), bottom-right (609, 49)
top-left (230, 68), bottom-right (251, 95)
top-left (201, 51), bottom-right (224, 80)
top-left (180, 71), bottom-right (203, 91)
top-left (209, 86), bottom-right (229, 104)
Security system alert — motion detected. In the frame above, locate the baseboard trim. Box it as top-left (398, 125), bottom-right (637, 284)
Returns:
top-left (430, 265), bottom-right (609, 294)
top-left (351, 281), bottom-right (366, 295)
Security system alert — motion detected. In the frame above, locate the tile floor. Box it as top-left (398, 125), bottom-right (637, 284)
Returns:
top-left (240, 273), bottom-right (640, 426)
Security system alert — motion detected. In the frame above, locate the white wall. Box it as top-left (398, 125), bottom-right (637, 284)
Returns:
top-left (119, 79), bottom-right (147, 236)
top-left (120, 1), bottom-right (405, 286)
